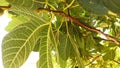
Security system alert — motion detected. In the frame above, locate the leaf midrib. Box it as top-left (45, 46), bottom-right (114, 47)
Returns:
top-left (9, 23), bottom-right (49, 68)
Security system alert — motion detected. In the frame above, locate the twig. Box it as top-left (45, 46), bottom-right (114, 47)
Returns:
top-left (94, 37), bottom-right (115, 43)
top-left (113, 60), bottom-right (120, 65)
top-left (0, 5), bottom-right (11, 10)
top-left (85, 54), bottom-right (102, 66)
top-left (38, 8), bottom-right (120, 44)
top-left (0, 5), bottom-right (120, 44)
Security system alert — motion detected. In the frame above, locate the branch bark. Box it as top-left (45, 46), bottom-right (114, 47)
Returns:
top-left (85, 54), bottom-right (102, 66)
top-left (0, 5), bottom-right (120, 44)
top-left (38, 8), bottom-right (120, 44)
top-left (113, 60), bottom-right (120, 65)
top-left (0, 5), bottom-right (11, 10)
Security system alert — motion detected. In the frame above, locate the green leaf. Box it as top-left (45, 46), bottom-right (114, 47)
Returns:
top-left (37, 24), bottom-right (53, 68)
top-left (102, 0), bottom-right (120, 14)
top-left (0, 0), bottom-right (9, 6)
top-left (2, 1), bottom-right (51, 68)
top-left (58, 32), bottom-right (73, 68)
top-left (6, 0), bottom-right (39, 10)
top-left (58, 32), bottom-right (69, 60)
top-left (68, 34), bottom-right (85, 68)
top-left (77, 0), bottom-right (120, 15)
top-left (59, 57), bottom-right (67, 68)
top-left (33, 39), bottom-right (40, 52)
top-left (67, 24), bottom-right (85, 68)
top-left (103, 49), bottom-right (116, 61)
top-left (77, 0), bottom-right (108, 15)
top-left (6, 16), bottom-right (29, 32)
top-left (2, 21), bottom-right (50, 68)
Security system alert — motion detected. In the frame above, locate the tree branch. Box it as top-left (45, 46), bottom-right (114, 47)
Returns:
top-left (0, 5), bottom-right (120, 44)
top-left (38, 8), bottom-right (120, 44)
top-left (113, 60), bottom-right (120, 65)
top-left (0, 5), bottom-right (11, 10)
top-left (85, 54), bottom-right (102, 66)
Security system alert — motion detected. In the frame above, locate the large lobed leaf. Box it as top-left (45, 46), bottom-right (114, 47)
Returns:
top-left (2, 10), bottom-right (51, 68)
top-left (2, 21), bottom-right (48, 68)
top-left (2, 0), bottom-right (53, 68)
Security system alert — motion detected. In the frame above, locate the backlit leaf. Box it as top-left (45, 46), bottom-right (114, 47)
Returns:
top-left (37, 24), bottom-right (53, 68)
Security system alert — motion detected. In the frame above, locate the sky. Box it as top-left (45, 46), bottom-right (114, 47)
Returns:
top-left (0, 12), bottom-right (39, 68)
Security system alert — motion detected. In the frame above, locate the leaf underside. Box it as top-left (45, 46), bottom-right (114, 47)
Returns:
top-left (2, 0), bottom-right (52, 68)
top-left (2, 0), bottom-right (120, 68)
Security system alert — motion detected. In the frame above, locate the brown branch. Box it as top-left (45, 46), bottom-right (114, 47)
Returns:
top-left (85, 54), bottom-right (102, 66)
top-left (38, 8), bottom-right (120, 44)
top-left (94, 37), bottom-right (115, 43)
top-left (116, 33), bottom-right (120, 37)
top-left (0, 5), bottom-right (11, 10)
top-left (113, 60), bottom-right (120, 65)
top-left (0, 5), bottom-right (119, 44)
